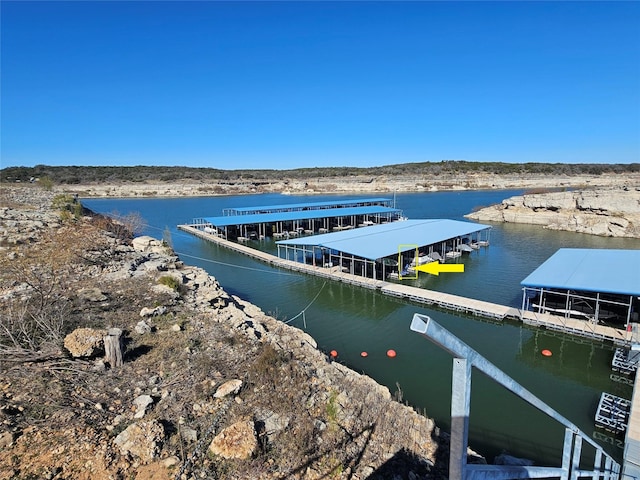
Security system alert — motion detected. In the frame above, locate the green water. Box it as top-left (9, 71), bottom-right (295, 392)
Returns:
top-left (83, 191), bottom-right (640, 465)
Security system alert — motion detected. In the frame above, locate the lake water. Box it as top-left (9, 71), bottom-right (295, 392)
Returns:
top-left (83, 190), bottom-right (640, 465)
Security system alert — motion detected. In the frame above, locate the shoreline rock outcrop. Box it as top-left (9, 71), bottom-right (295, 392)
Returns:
top-left (31, 171), bottom-right (640, 198)
top-left (465, 187), bottom-right (640, 238)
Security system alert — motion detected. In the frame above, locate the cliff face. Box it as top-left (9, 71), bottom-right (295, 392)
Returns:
top-left (0, 185), bottom-right (469, 479)
top-left (50, 171), bottom-right (640, 197)
top-left (465, 188), bottom-right (640, 238)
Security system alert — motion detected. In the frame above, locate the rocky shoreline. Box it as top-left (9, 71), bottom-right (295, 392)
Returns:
top-left (46, 171), bottom-right (640, 198)
top-left (0, 185), bottom-right (492, 479)
top-left (465, 186), bottom-right (640, 238)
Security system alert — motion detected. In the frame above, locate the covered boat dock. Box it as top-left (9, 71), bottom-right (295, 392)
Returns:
top-left (520, 248), bottom-right (640, 329)
top-left (222, 197), bottom-right (394, 216)
top-left (276, 219), bottom-right (492, 281)
top-left (190, 198), bottom-right (404, 241)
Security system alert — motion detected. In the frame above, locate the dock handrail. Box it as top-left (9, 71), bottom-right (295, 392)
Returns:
top-left (410, 313), bottom-right (621, 480)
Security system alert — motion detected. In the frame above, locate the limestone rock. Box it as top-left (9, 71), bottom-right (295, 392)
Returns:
top-left (135, 320), bottom-right (153, 335)
top-left (466, 188), bottom-right (640, 238)
top-left (213, 379), bottom-right (243, 399)
top-left (132, 236), bottom-right (169, 255)
top-left (180, 426), bottom-right (198, 443)
top-left (143, 260), bottom-right (168, 272)
top-left (133, 394), bottom-right (154, 419)
top-left (64, 328), bottom-right (106, 358)
top-left (255, 409), bottom-right (290, 440)
top-left (140, 306), bottom-right (167, 317)
top-left (208, 420), bottom-right (257, 459)
top-left (113, 420), bottom-right (165, 463)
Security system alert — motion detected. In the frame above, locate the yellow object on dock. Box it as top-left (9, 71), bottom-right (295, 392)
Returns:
top-left (414, 261), bottom-right (464, 276)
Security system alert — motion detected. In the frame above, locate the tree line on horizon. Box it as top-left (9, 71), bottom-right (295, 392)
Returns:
top-left (1, 161), bottom-right (638, 185)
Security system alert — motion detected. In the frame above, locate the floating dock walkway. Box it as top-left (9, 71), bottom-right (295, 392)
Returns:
top-left (179, 224), bottom-right (637, 346)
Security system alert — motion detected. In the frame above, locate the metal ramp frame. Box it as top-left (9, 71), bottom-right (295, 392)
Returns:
top-left (410, 313), bottom-right (621, 480)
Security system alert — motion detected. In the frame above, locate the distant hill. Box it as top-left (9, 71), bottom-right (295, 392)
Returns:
top-left (1, 161), bottom-right (638, 185)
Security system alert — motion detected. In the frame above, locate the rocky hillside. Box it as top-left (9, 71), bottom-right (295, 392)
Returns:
top-left (465, 187), bottom-right (640, 238)
top-left (1, 184), bottom-right (486, 479)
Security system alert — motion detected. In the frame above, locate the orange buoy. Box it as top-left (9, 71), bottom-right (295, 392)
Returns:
top-left (360, 351), bottom-right (368, 357)
top-left (330, 350), bottom-right (338, 358)
top-left (541, 349), bottom-right (552, 357)
top-left (386, 349), bottom-right (397, 358)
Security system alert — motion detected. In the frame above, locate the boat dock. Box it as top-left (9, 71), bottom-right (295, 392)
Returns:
top-left (179, 224), bottom-right (513, 319)
top-left (178, 224), bottom-right (637, 345)
top-left (520, 310), bottom-right (636, 345)
top-left (193, 197), bottom-right (404, 242)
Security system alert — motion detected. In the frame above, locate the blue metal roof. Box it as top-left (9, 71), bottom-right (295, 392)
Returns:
top-left (277, 219), bottom-right (491, 261)
top-left (226, 197), bottom-right (393, 214)
top-left (201, 205), bottom-right (401, 227)
top-left (521, 249), bottom-right (640, 296)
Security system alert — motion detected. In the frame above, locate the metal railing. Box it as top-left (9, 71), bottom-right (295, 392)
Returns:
top-left (410, 313), bottom-right (621, 480)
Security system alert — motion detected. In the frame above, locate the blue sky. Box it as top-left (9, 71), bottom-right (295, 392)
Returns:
top-left (1, 1), bottom-right (639, 169)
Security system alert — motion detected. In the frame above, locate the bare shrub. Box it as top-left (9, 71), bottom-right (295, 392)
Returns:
top-left (0, 223), bottom-right (110, 362)
top-left (0, 297), bottom-right (68, 361)
top-left (91, 210), bottom-right (146, 241)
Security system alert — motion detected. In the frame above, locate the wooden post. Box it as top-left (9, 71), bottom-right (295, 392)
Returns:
top-left (104, 328), bottom-right (124, 368)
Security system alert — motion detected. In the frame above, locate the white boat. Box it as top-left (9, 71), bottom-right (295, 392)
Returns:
top-left (410, 253), bottom-right (433, 267)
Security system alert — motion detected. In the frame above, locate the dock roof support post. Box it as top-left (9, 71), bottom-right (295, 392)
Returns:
top-left (563, 290), bottom-right (571, 320)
